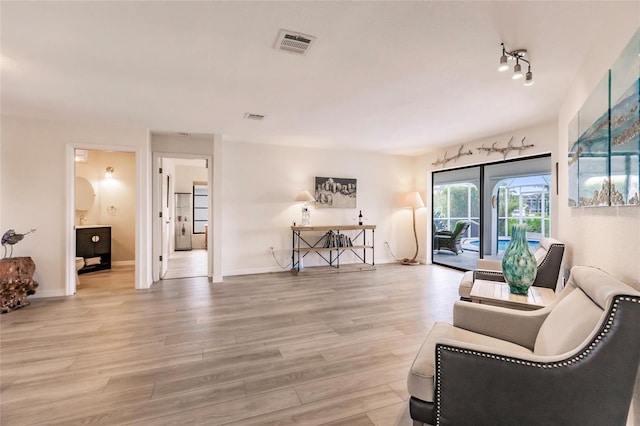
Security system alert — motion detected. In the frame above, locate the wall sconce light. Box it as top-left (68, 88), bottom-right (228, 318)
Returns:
top-left (498, 43), bottom-right (534, 86)
top-left (105, 166), bottom-right (114, 179)
top-left (294, 190), bottom-right (316, 226)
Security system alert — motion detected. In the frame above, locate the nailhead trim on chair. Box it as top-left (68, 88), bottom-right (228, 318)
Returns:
top-left (536, 243), bottom-right (563, 270)
top-left (433, 295), bottom-right (639, 426)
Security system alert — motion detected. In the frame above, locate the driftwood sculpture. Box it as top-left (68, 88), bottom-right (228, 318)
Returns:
top-left (476, 136), bottom-right (534, 159)
top-left (431, 145), bottom-right (473, 167)
top-left (0, 257), bottom-right (39, 313)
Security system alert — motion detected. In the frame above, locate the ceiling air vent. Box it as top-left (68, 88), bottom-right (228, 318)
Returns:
top-left (244, 113), bottom-right (265, 120)
top-left (274, 29), bottom-right (316, 56)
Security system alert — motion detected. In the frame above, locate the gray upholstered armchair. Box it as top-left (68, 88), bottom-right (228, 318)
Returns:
top-left (458, 237), bottom-right (565, 300)
top-left (407, 266), bottom-right (640, 425)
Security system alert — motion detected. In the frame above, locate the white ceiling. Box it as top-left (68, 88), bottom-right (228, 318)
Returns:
top-left (1, 2), bottom-right (637, 155)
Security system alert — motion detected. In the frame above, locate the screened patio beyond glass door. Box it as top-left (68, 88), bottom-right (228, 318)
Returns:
top-left (433, 183), bottom-right (479, 237)
top-left (496, 176), bottom-right (550, 253)
top-left (432, 165), bottom-right (480, 270)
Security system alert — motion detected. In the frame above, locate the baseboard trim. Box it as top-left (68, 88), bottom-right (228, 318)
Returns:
top-left (112, 260), bottom-right (135, 266)
top-left (30, 289), bottom-right (67, 298)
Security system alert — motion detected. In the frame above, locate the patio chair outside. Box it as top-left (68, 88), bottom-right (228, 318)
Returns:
top-left (434, 220), bottom-right (470, 255)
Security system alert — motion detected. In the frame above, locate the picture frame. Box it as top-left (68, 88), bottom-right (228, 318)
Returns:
top-left (314, 177), bottom-right (357, 208)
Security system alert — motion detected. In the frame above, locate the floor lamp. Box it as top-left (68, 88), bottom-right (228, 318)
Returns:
top-left (402, 191), bottom-right (425, 265)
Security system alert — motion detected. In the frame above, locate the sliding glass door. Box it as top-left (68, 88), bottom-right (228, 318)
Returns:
top-left (432, 155), bottom-right (551, 270)
top-left (432, 166), bottom-right (480, 270)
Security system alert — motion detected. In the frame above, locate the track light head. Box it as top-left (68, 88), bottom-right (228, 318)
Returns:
top-left (512, 62), bottom-right (523, 80)
top-left (524, 70), bottom-right (534, 86)
top-left (498, 55), bottom-right (509, 72)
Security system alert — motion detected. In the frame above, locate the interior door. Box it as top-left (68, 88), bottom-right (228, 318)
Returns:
top-left (161, 160), bottom-right (170, 278)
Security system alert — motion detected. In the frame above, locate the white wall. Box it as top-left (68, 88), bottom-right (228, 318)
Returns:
top-left (414, 121), bottom-right (558, 261)
top-left (220, 141), bottom-right (416, 275)
top-left (0, 115), bottom-right (151, 296)
top-left (558, 20), bottom-right (640, 290)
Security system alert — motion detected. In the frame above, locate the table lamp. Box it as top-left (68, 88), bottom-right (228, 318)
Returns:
top-left (294, 190), bottom-right (316, 226)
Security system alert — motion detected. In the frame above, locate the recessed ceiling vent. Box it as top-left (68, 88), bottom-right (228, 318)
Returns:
top-left (244, 113), bottom-right (265, 120)
top-left (274, 29), bottom-right (316, 56)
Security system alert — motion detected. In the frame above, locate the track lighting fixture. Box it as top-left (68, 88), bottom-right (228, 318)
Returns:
top-left (498, 43), bottom-right (533, 86)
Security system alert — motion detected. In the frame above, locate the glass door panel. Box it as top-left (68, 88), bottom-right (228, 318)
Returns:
top-left (432, 166), bottom-right (480, 270)
top-left (483, 156), bottom-right (551, 259)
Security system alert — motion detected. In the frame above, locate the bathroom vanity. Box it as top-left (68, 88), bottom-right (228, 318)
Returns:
top-left (76, 225), bottom-right (111, 274)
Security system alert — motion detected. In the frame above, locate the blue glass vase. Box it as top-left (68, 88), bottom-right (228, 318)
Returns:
top-left (501, 224), bottom-right (537, 294)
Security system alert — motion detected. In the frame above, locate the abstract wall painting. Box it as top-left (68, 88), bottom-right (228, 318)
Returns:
top-left (610, 27), bottom-right (640, 206)
top-left (577, 72), bottom-right (610, 207)
top-left (568, 113), bottom-right (580, 207)
top-left (569, 27), bottom-right (640, 207)
top-left (314, 177), bottom-right (357, 208)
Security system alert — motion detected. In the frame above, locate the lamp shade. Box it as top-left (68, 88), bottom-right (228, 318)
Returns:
top-left (294, 190), bottom-right (316, 202)
top-left (404, 191), bottom-right (425, 208)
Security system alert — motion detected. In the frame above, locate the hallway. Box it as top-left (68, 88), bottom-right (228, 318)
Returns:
top-left (163, 249), bottom-right (208, 280)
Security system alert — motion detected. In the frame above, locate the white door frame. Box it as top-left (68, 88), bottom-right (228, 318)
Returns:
top-left (151, 152), bottom-right (214, 282)
top-left (160, 157), bottom-right (170, 278)
top-left (66, 143), bottom-right (144, 295)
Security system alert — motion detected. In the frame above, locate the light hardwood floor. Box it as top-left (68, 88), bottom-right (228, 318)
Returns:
top-left (1, 263), bottom-right (463, 425)
top-left (163, 249), bottom-right (208, 280)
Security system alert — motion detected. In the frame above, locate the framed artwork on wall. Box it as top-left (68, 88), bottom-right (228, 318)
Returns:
top-left (610, 27), bottom-right (640, 206)
top-left (568, 27), bottom-right (640, 207)
top-left (314, 177), bottom-right (357, 208)
top-left (577, 71), bottom-right (610, 207)
top-left (568, 113), bottom-right (580, 207)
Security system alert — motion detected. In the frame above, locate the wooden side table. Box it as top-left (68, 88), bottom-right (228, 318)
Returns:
top-left (470, 279), bottom-right (555, 311)
top-left (0, 257), bottom-right (39, 313)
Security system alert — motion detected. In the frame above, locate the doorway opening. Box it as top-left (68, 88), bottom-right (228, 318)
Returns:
top-left (158, 157), bottom-right (209, 280)
top-left (73, 148), bottom-right (136, 292)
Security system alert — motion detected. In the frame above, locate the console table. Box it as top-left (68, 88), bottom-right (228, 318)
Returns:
top-left (291, 225), bottom-right (376, 275)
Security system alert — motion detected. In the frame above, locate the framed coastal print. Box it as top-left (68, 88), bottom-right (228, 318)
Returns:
top-left (569, 27), bottom-right (640, 208)
top-left (609, 27), bottom-right (640, 206)
top-left (576, 72), bottom-right (610, 207)
top-left (314, 177), bottom-right (357, 208)
top-left (568, 112), bottom-right (580, 207)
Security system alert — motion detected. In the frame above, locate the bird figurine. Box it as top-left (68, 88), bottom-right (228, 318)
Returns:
top-left (2, 228), bottom-right (36, 258)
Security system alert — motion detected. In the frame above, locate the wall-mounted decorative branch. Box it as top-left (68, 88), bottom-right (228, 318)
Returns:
top-left (431, 145), bottom-right (473, 167)
top-left (476, 136), bottom-right (534, 160)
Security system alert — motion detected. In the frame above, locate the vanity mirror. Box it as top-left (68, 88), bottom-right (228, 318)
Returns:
top-left (75, 177), bottom-right (95, 211)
